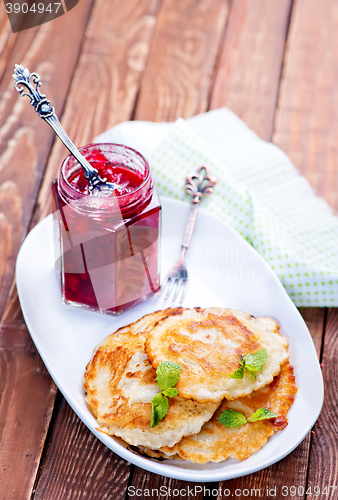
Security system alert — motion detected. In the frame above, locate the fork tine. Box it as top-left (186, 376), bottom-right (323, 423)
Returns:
top-left (165, 278), bottom-right (177, 299)
top-left (158, 275), bottom-right (172, 297)
top-left (179, 279), bottom-right (188, 303)
top-left (173, 279), bottom-right (184, 302)
top-left (171, 279), bottom-right (182, 301)
top-left (168, 278), bottom-right (180, 301)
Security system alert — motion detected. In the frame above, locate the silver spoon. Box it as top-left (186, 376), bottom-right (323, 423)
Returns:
top-left (12, 64), bottom-right (116, 197)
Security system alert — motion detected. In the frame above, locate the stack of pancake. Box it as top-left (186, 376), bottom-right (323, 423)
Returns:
top-left (84, 307), bottom-right (297, 464)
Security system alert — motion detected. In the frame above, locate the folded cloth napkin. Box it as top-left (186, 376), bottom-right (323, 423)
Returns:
top-left (95, 108), bottom-right (338, 307)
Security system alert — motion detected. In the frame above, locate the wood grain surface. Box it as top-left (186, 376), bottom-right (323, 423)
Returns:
top-left (0, 322), bottom-right (57, 500)
top-left (135, 0), bottom-right (230, 122)
top-left (0, 0), bottom-right (336, 498)
top-left (0, 0), bottom-right (94, 321)
top-left (207, 0), bottom-right (328, 497)
top-left (210, 0), bottom-right (293, 141)
top-left (274, 0), bottom-right (338, 211)
top-left (306, 308), bottom-right (338, 500)
top-left (32, 0), bottom-right (161, 225)
top-left (272, 1), bottom-right (338, 493)
top-left (0, 9), bottom-right (16, 84)
top-left (21, 0), bottom-right (161, 497)
top-left (33, 398), bottom-right (131, 500)
top-left (0, 3), bottom-right (94, 500)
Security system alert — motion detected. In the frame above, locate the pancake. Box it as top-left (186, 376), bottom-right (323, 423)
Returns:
top-left (84, 309), bottom-right (219, 449)
top-left (145, 307), bottom-right (290, 403)
top-left (140, 362), bottom-right (297, 463)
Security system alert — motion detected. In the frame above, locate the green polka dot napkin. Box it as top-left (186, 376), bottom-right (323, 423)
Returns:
top-left (96, 108), bottom-right (338, 307)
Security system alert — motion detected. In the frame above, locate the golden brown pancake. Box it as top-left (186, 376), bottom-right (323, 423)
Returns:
top-left (145, 307), bottom-right (289, 403)
top-left (84, 309), bottom-right (219, 449)
top-left (140, 362), bottom-right (297, 463)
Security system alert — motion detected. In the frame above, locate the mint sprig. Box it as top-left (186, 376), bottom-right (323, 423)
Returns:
top-left (247, 408), bottom-right (277, 422)
top-left (229, 349), bottom-right (268, 380)
top-left (151, 393), bottom-right (169, 427)
top-left (219, 409), bottom-right (247, 427)
top-left (150, 361), bottom-right (182, 428)
top-left (219, 407), bottom-right (277, 427)
top-left (156, 361), bottom-right (182, 390)
top-left (244, 349), bottom-right (268, 372)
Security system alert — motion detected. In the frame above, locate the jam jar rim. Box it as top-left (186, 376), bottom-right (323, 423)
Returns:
top-left (58, 142), bottom-right (153, 218)
top-left (61, 142), bottom-right (151, 199)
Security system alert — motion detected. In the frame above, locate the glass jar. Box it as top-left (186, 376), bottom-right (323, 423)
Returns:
top-left (51, 143), bottom-right (161, 315)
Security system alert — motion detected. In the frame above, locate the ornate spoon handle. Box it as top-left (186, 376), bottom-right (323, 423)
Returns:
top-left (44, 113), bottom-right (96, 178)
top-left (12, 65), bottom-right (112, 193)
top-left (182, 165), bottom-right (217, 251)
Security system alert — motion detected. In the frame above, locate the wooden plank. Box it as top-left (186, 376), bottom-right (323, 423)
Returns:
top-left (25, 0), bottom-right (162, 497)
top-left (273, 0), bottom-right (338, 211)
top-left (210, 0), bottom-right (293, 141)
top-left (206, 1), bottom-right (329, 498)
top-left (32, 0), bottom-right (162, 226)
top-left (0, 0), bottom-right (94, 321)
top-left (305, 308), bottom-right (338, 500)
top-left (1, 4), bottom-right (162, 491)
top-left (0, 4), bottom-right (95, 500)
top-left (0, 8), bottom-right (16, 83)
top-left (33, 399), bottom-right (131, 500)
top-left (0, 321), bottom-right (57, 500)
top-left (299, 308), bottom-right (324, 357)
top-left (272, 0), bottom-right (338, 492)
top-left (134, 0), bottom-right (231, 122)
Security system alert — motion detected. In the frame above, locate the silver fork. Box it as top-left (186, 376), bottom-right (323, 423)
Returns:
top-left (160, 165), bottom-right (217, 302)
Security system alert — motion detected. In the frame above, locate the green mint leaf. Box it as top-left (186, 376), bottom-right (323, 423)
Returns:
top-left (247, 408), bottom-right (277, 422)
top-left (156, 395), bottom-right (169, 420)
top-left (152, 392), bottom-right (165, 406)
top-left (156, 361), bottom-right (182, 391)
top-left (163, 387), bottom-right (179, 398)
top-left (219, 409), bottom-right (247, 427)
top-left (150, 361), bottom-right (182, 428)
top-left (243, 349), bottom-right (268, 373)
top-left (151, 403), bottom-right (159, 428)
top-left (228, 364), bottom-right (245, 379)
top-left (150, 393), bottom-right (169, 427)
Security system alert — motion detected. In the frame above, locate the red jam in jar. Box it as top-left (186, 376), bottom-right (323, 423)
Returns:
top-left (51, 143), bottom-right (161, 315)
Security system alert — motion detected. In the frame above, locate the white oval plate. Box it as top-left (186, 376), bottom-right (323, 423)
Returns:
top-left (16, 197), bottom-right (323, 482)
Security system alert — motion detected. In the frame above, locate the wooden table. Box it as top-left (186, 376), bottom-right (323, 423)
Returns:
top-left (0, 0), bottom-right (337, 498)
